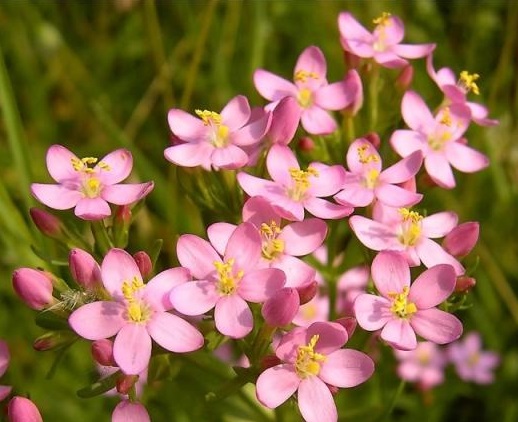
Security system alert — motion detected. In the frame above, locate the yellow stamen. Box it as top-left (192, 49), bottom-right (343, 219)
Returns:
top-left (397, 208), bottom-right (423, 247)
top-left (260, 221), bottom-right (285, 261)
top-left (428, 131), bottom-right (452, 151)
top-left (71, 156), bottom-right (111, 174)
top-left (288, 167), bottom-right (319, 201)
top-left (195, 109), bottom-right (230, 148)
top-left (214, 258), bottom-right (243, 295)
top-left (468, 352), bottom-right (480, 367)
top-left (122, 276), bottom-right (149, 323)
top-left (297, 88), bottom-right (313, 108)
top-left (364, 168), bottom-right (380, 189)
top-left (195, 109), bottom-right (222, 126)
top-left (459, 71), bottom-right (480, 95)
top-left (83, 177), bottom-right (102, 198)
top-left (439, 107), bottom-right (452, 127)
top-left (357, 145), bottom-right (380, 164)
top-left (295, 335), bottom-right (326, 378)
top-left (373, 12), bottom-right (392, 26)
top-left (388, 286), bottom-right (417, 319)
top-left (294, 70), bottom-right (319, 83)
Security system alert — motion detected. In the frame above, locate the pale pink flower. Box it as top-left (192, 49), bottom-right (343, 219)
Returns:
top-left (354, 251), bottom-right (463, 350)
top-left (256, 321), bottom-right (374, 422)
top-left (254, 46), bottom-right (359, 134)
top-left (338, 12), bottom-right (435, 69)
top-left (31, 145), bottom-right (154, 220)
top-left (336, 265), bottom-right (370, 317)
top-left (165, 95), bottom-right (269, 170)
top-left (69, 248), bottom-right (204, 375)
top-left (112, 400), bottom-right (150, 422)
top-left (238, 145), bottom-right (352, 221)
top-left (0, 340), bottom-right (12, 401)
top-left (349, 203), bottom-right (465, 275)
top-left (207, 196), bottom-right (326, 287)
top-left (448, 332), bottom-right (500, 384)
top-left (7, 397), bottom-right (43, 422)
top-left (170, 223), bottom-right (286, 338)
top-left (263, 96), bottom-right (302, 146)
top-left (390, 91), bottom-right (489, 189)
top-left (394, 341), bottom-right (447, 390)
top-left (426, 54), bottom-right (498, 126)
top-left (334, 138), bottom-right (423, 208)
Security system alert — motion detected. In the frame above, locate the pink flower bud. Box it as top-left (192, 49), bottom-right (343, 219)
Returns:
top-left (297, 281), bottom-right (318, 305)
top-left (454, 276), bottom-right (476, 293)
top-left (133, 251), bottom-right (152, 278)
top-left (335, 317), bottom-right (357, 339)
top-left (12, 268), bottom-right (54, 310)
top-left (33, 331), bottom-right (75, 352)
top-left (116, 374), bottom-right (139, 395)
top-left (112, 400), bottom-right (150, 422)
top-left (396, 65), bottom-right (414, 91)
top-left (29, 207), bottom-right (64, 239)
top-left (8, 397), bottom-right (43, 422)
top-left (298, 136), bottom-right (315, 152)
top-left (443, 222), bottom-right (479, 258)
top-left (69, 249), bottom-right (101, 289)
top-left (91, 339), bottom-right (116, 366)
top-left (262, 288), bottom-right (300, 327)
top-left (364, 132), bottom-right (381, 149)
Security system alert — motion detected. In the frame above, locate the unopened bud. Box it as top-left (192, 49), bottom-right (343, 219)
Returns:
top-left (260, 354), bottom-right (282, 371)
top-left (335, 317), bottom-right (357, 339)
top-left (454, 276), bottom-right (476, 293)
top-left (116, 374), bottom-right (139, 395)
top-left (297, 281), bottom-right (318, 305)
top-left (8, 396), bottom-right (43, 422)
top-left (298, 136), bottom-right (315, 152)
top-left (133, 251), bottom-right (153, 278)
top-left (12, 268), bottom-right (54, 310)
top-left (29, 207), bottom-right (64, 239)
top-left (91, 339), bottom-right (116, 366)
top-left (262, 288), bottom-right (300, 327)
top-left (69, 248), bottom-right (101, 290)
top-left (443, 222), bottom-right (479, 258)
top-left (33, 331), bottom-right (76, 351)
top-left (364, 132), bottom-right (380, 149)
top-left (396, 65), bottom-right (414, 91)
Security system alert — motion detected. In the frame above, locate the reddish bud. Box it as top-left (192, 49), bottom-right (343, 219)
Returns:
top-left (91, 339), bottom-right (116, 367)
top-left (396, 65), bottom-right (414, 91)
top-left (297, 281), bottom-right (318, 305)
top-left (260, 354), bottom-right (282, 371)
top-left (443, 222), bottom-right (480, 258)
top-left (115, 204), bottom-right (132, 225)
top-left (116, 374), bottom-right (139, 395)
top-left (33, 331), bottom-right (75, 352)
top-left (335, 317), bottom-right (357, 339)
top-left (343, 50), bottom-right (361, 70)
top-left (12, 268), bottom-right (54, 310)
top-left (262, 288), bottom-right (300, 327)
top-left (8, 397), bottom-right (43, 422)
top-left (298, 136), bottom-right (315, 152)
top-left (364, 132), bottom-right (381, 149)
top-left (454, 276), bottom-right (476, 293)
top-left (29, 207), bottom-right (64, 239)
top-left (69, 248), bottom-right (101, 289)
top-left (133, 251), bottom-right (153, 278)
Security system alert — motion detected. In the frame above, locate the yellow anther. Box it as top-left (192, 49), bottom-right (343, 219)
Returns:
top-left (195, 109), bottom-right (222, 126)
top-left (98, 161), bottom-right (111, 171)
top-left (373, 12), bottom-right (392, 26)
top-left (397, 208), bottom-right (423, 247)
top-left (399, 208), bottom-right (423, 223)
top-left (196, 109), bottom-right (230, 147)
top-left (260, 221), bottom-right (285, 261)
top-left (295, 335), bottom-right (327, 378)
top-left (122, 276), bottom-right (144, 302)
top-left (294, 70), bottom-right (319, 83)
top-left (388, 286), bottom-right (417, 319)
top-left (288, 167), bottom-right (319, 201)
top-left (122, 276), bottom-right (148, 323)
top-left (71, 155), bottom-right (110, 174)
top-left (439, 107), bottom-right (453, 127)
top-left (357, 145), bottom-right (380, 164)
top-left (214, 258), bottom-right (242, 295)
top-left (459, 71), bottom-right (480, 95)
top-left (297, 88), bottom-right (313, 108)
top-left (84, 177), bottom-right (101, 198)
top-left (468, 352), bottom-right (480, 367)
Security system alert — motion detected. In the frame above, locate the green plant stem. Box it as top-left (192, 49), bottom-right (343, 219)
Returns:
top-left (379, 380), bottom-right (405, 421)
top-left (91, 221), bottom-right (113, 256)
top-left (368, 63), bottom-right (380, 131)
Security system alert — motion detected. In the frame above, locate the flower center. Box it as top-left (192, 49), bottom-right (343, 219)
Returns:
top-left (122, 276), bottom-right (150, 323)
top-left (297, 88), bottom-right (313, 108)
top-left (428, 107), bottom-right (454, 151)
top-left (397, 208), bottom-right (423, 247)
top-left (363, 168), bottom-right (380, 189)
top-left (260, 221), bottom-right (285, 261)
top-left (295, 335), bottom-right (326, 378)
top-left (468, 352), bottom-right (480, 367)
top-left (458, 70), bottom-right (480, 95)
top-left (417, 349), bottom-right (431, 365)
top-left (372, 12), bottom-right (392, 52)
top-left (388, 286), bottom-right (417, 319)
top-left (71, 156), bottom-right (110, 199)
top-left (287, 167), bottom-right (319, 202)
top-left (214, 258), bottom-right (243, 296)
top-left (196, 109), bottom-right (230, 148)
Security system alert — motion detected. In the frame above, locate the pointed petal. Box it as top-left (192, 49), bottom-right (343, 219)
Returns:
top-left (101, 248), bottom-right (142, 298)
top-left (267, 144), bottom-right (298, 186)
top-left (164, 143), bottom-right (213, 168)
top-left (425, 153), bottom-right (456, 189)
top-left (256, 365), bottom-right (300, 408)
top-left (377, 15), bottom-right (405, 45)
top-left (335, 182), bottom-right (374, 208)
top-left (231, 112), bottom-right (269, 146)
top-left (349, 216), bottom-right (399, 251)
top-left (143, 267), bottom-right (191, 312)
top-left (372, 251), bottom-right (410, 297)
top-left (113, 323), bottom-right (152, 375)
top-left (211, 145), bottom-right (249, 170)
top-left (177, 234), bottom-right (220, 279)
top-left (254, 69), bottom-right (297, 101)
top-left (381, 319), bottom-right (417, 350)
top-left (238, 268), bottom-right (285, 302)
top-left (421, 212), bottom-right (458, 238)
top-left (236, 172), bottom-right (280, 198)
top-left (242, 196), bottom-right (280, 227)
top-left (170, 280), bottom-right (219, 316)
top-left (320, 349), bottom-right (374, 388)
top-left (409, 264), bottom-right (456, 309)
top-left (314, 80), bottom-right (353, 110)
top-left (381, 151), bottom-right (423, 183)
top-left (46, 144), bottom-right (80, 183)
top-left (225, 222), bottom-right (261, 271)
top-left (401, 91), bottom-right (435, 131)
top-left (74, 197), bottom-right (111, 220)
top-left (445, 142), bottom-right (489, 173)
top-left (31, 184), bottom-right (81, 210)
top-left (338, 12), bottom-right (375, 57)
top-left (268, 97), bottom-right (301, 145)
top-left (147, 312), bottom-right (203, 353)
top-left (304, 197), bottom-right (353, 220)
top-left (392, 43), bottom-right (435, 59)
top-left (298, 377), bottom-right (337, 422)
top-left (295, 46), bottom-right (327, 82)
top-left (220, 95), bottom-right (251, 131)
top-left (215, 295), bottom-right (253, 338)
top-left (97, 149), bottom-right (133, 185)
top-left (207, 222), bottom-right (236, 256)
top-left (308, 321), bottom-right (348, 354)
top-left (390, 130), bottom-right (426, 158)
top-left (102, 182), bottom-right (153, 205)
top-left (416, 238), bottom-right (464, 275)
top-left (306, 163), bottom-right (346, 197)
top-left (411, 308), bottom-right (462, 344)
top-left (300, 107), bottom-right (337, 135)
top-left (354, 294), bottom-right (392, 331)
top-left (168, 109), bottom-right (208, 141)
top-left (69, 301), bottom-right (125, 340)
top-left (273, 255), bottom-right (315, 288)
top-left (281, 219), bottom-right (327, 256)
top-left (375, 184), bottom-right (422, 208)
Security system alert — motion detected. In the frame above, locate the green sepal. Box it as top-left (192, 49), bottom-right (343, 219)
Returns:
top-left (35, 311), bottom-right (71, 330)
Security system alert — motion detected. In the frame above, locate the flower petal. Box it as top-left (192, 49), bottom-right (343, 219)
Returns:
top-left (164, 143), bottom-right (213, 168)
top-left (143, 267), bottom-right (191, 312)
top-left (170, 280), bottom-right (219, 316)
top-left (238, 268), bottom-right (285, 302)
top-left (314, 80), bottom-right (353, 110)
top-left (267, 144), bottom-right (299, 186)
top-left (101, 248), bottom-right (142, 299)
top-left (69, 301), bottom-right (125, 340)
top-left (112, 401), bottom-right (150, 422)
top-left (177, 234), bottom-right (221, 279)
top-left (31, 184), bottom-right (81, 210)
top-left (256, 364), bottom-right (300, 408)
top-left (220, 95), bottom-right (251, 131)
top-left (401, 91), bottom-right (435, 132)
top-left (254, 69), bottom-right (297, 102)
top-left (380, 150), bottom-right (423, 184)
top-left (281, 218), bottom-right (327, 256)
top-left (147, 312), bottom-right (203, 353)
top-left (338, 12), bottom-right (374, 57)
top-left (273, 255), bottom-right (316, 288)
top-left (308, 321), bottom-right (348, 354)
top-left (113, 323), bottom-right (152, 375)
top-left (381, 319), bottom-right (417, 350)
top-left (211, 145), bottom-right (249, 170)
top-left (101, 182), bottom-right (154, 205)
top-left (214, 295), bottom-right (253, 338)
top-left (207, 222), bottom-right (235, 256)
top-left (295, 46), bottom-right (327, 83)
top-left (349, 216), bottom-right (400, 251)
top-left (424, 153), bottom-right (456, 189)
top-left (225, 222), bottom-right (261, 271)
top-left (74, 197), bottom-right (111, 220)
top-left (411, 308), bottom-right (463, 344)
top-left (306, 163), bottom-right (346, 197)
top-left (46, 144), bottom-right (80, 183)
top-left (320, 349), bottom-right (374, 388)
top-left (168, 109), bottom-right (208, 141)
top-left (375, 184), bottom-right (422, 208)
top-left (354, 294), bottom-right (392, 331)
top-left (298, 377), bottom-right (337, 422)
top-left (421, 212), bottom-right (458, 238)
top-left (304, 197), bottom-right (353, 220)
top-left (97, 149), bottom-right (133, 185)
top-left (445, 142), bottom-right (489, 173)
top-left (335, 183), bottom-right (374, 207)
top-left (409, 264), bottom-right (456, 309)
top-left (390, 130), bottom-right (426, 158)
top-left (300, 106), bottom-right (336, 135)
top-left (372, 251), bottom-right (410, 297)
top-left (416, 238), bottom-right (464, 275)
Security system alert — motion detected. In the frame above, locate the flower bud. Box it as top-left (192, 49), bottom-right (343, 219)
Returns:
top-left (298, 136), bottom-right (315, 152)
top-left (396, 65), bottom-right (414, 92)
top-left (297, 281), bottom-right (318, 305)
top-left (133, 251), bottom-right (153, 278)
top-left (91, 339), bottom-right (116, 367)
top-left (12, 268), bottom-right (54, 310)
top-left (33, 331), bottom-right (76, 352)
top-left (69, 248), bottom-right (101, 290)
top-left (364, 132), bottom-right (381, 149)
top-left (454, 276), bottom-right (476, 293)
top-left (335, 317), bottom-right (357, 339)
top-left (29, 207), bottom-right (64, 239)
top-left (116, 374), bottom-right (139, 395)
top-left (262, 288), bottom-right (300, 327)
top-left (8, 397), bottom-right (43, 422)
top-left (443, 222), bottom-right (479, 258)
top-left (112, 400), bottom-right (150, 422)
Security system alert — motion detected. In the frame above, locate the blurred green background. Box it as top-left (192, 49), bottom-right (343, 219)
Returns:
top-left (0, 1), bottom-right (517, 421)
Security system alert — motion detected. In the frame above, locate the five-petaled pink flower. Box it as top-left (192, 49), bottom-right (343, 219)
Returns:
top-left (334, 138), bottom-right (423, 208)
top-left (254, 46), bottom-right (359, 134)
top-left (390, 91), bottom-right (489, 189)
top-left (256, 321), bottom-right (374, 422)
top-left (338, 12), bottom-right (435, 68)
top-left (354, 251), bottom-right (463, 350)
top-left (31, 145), bottom-right (154, 220)
top-left (165, 95), bottom-right (269, 170)
top-left (69, 248), bottom-right (204, 375)
top-left (170, 222), bottom-right (286, 338)
top-left (238, 145), bottom-right (352, 221)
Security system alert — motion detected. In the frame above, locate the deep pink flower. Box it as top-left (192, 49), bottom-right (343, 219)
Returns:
top-left (238, 145), bottom-right (352, 221)
top-left (165, 95), bottom-right (269, 170)
top-left (69, 248), bottom-right (102, 290)
top-left (448, 332), bottom-right (500, 384)
top-left (7, 397), bottom-right (42, 422)
top-left (254, 46), bottom-right (359, 134)
top-left (256, 322), bottom-right (374, 422)
top-left (170, 223), bottom-right (286, 338)
top-left (0, 340), bottom-right (12, 401)
top-left (334, 138), bottom-right (423, 208)
top-left (338, 12), bottom-right (435, 69)
top-left (354, 251), bottom-right (463, 350)
top-left (31, 145), bottom-right (154, 220)
top-left (390, 91), bottom-right (489, 189)
top-left (349, 203), bottom-right (465, 275)
top-left (69, 249), bottom-right (203, 375)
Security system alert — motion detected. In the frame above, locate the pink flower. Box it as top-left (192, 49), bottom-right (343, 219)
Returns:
top-left (349, 203), bottom-right (465, 275)
top-left (238, 145), bottom-right (352, 221)
top-left (0, 340), bottom-right (12, 401)
top-left (334, 138), bottom-right (423, 208)
top-left (336, 265), bottom-right (369, 317)
top-left (31, 145), bottom-right (154, 220)
top-left (69, 249), bottom-right (204, 375)
top-left (354, 251), bottom-right (463, 350)
top-left (442, 221), bottom-right (479, 258)
top-left (394, 341), bottom-right (447, 390)
top-left (390, 91), bottom-right (489, 189)
top-left (165, 95), bottom-right (269, 170)
top-left (254, 46), bottom-right (359, 134)
top-left (7, 397), bottom-right (42, 422)
top-left (448, 332), bottom-right (500, 384)
top-left (170, 223), bottom-right (286, 338)
top-left (338, 12), bottom-right (435, 69)
top-left (207, 196), bottom-right (326, 288)
top-left (256, 321), bottom-right (374, 422)
top-left (426, 54), bottom-right (498, 126)
top-left (292, 293), bottom-right (330, 327)
top-left (12, 268), bottom-right (55, 310)
top-left (112, 400), bottom-right (150, 422)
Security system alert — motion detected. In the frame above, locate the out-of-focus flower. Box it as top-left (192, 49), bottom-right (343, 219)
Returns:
top-left (336, 265), bottom-right (369, 317)
top-left (292, 293), bottom-right (329, 327)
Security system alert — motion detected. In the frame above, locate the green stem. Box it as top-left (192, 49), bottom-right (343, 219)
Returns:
top-left (379, 380), bottom-right (405, 421)
top-left (368, 63), bottom-right (380, 131)
top-left (91, 220), bottom-right (113, 256)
